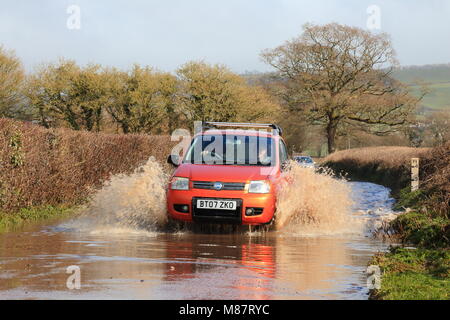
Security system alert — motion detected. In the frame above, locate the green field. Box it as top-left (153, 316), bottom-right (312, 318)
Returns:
top-left (392, 65), bottom-right (450, 112)
top-left (408, 82), bottom-right (450, 112)
top-left (245, 65), bottom-right (450, 113)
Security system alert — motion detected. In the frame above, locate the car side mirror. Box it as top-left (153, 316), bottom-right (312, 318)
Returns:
top-left (167, 154), bottom-right (180, 167)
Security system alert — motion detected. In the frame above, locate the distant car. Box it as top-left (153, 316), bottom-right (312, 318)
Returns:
top-left (294, 156), bottom-right (315, 168)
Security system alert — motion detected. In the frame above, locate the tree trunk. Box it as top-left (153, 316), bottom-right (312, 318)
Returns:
top-left (326, 119), bottom-right (338, 154)
top-left (122, 122), bottom-right (129, 134)
top-left (167, 103), bottom-right (176, 134)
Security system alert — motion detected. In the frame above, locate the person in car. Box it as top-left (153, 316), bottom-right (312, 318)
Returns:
top-left (258, 147), bottom-right (272, 165)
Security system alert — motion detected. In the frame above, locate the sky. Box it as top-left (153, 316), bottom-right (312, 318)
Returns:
top-left (1, 0), bottom-right (450, 73)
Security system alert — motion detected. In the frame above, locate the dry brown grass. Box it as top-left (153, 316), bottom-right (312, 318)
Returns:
top-left (322, 146), bottom-right (432, 196)
top-left (0, 118), bottom-right (176, 212)
top-left (324, 146), bottom-right (431, 169)
top-left (324, 144), bottom-right (449, 216)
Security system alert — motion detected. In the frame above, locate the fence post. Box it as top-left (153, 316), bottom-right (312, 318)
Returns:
top-left (411, 158), bottom-right (419, 191)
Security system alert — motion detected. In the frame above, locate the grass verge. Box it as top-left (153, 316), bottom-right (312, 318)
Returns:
top-left (0, 205), bottom-right (77, 233)
top-left (369, 188), bottom-right (449, 299)
top-left (370, 247), bottom-right (449, 300)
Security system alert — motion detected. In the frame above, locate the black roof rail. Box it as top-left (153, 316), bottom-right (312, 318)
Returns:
top-left (202, 121), bottom-right (283, 136)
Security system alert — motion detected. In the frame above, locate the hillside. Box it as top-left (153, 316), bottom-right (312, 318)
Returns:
top-left (392, 64), bottom-right (450, 84)
top-left (244, 64), bottom-right (450, 113)
top-left (392, 64), bottom-right (450, 112)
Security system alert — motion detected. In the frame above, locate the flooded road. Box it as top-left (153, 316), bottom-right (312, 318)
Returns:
top-left (0, 182), bottom-right (397, 300)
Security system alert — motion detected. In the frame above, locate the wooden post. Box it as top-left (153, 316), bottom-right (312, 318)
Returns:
top-left (411, 158), bottom-right (419, 191)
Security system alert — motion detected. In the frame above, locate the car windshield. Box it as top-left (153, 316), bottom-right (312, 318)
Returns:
top-left (183, 134), bottom-right (276, 166)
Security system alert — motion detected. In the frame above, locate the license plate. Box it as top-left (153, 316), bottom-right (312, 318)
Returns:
top-left (196, 199), bottom-right (237, 210)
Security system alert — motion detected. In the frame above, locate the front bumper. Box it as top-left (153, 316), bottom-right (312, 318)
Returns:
top-left (167, 188), bottom-right (276, 225)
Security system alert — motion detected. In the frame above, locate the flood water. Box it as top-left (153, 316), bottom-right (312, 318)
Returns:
top-left (0, 182), bottom-right (397, 300)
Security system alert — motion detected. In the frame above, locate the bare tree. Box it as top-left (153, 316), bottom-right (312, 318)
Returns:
top-left (424, 110), bottom-right (450, 146)
top-left (261, 23), bottom-right (422, 153)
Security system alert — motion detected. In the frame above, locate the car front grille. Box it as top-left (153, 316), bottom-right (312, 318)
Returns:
top-left (192, 181), bottom-right (246, 191)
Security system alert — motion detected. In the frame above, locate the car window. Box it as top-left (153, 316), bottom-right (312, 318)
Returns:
top-left (279, 140), bottom-right (288, 164)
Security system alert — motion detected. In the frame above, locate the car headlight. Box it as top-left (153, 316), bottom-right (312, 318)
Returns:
top-left (171, 177), bottom-right (189, 190)
top-left (248, 180), bottom-right (270, 194)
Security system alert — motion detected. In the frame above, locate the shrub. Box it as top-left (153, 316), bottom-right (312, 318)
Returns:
top-left (323, 144), bottom-right (449, 216)
top-left (322, 146), bottom-right (430, 195)
top-left (420, 141), bottom-right (450, 218)
top-left (391, 210), bottom-right (450, 248)
top-left (0, 118), bottom-right (177, 211)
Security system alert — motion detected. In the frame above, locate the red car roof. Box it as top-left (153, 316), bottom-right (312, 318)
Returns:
top-left (195, 129), bottom-right (278, 138)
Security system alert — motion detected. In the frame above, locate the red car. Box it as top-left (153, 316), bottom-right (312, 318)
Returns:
top-left (166, 122), bottom-right (288, 226)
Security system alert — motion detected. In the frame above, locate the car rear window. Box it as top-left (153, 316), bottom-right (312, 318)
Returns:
top-left (296, 157), bottom-right (313, 163)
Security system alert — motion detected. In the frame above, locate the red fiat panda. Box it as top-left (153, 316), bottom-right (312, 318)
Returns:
top-left (166, 122), bottom-right (289, 225)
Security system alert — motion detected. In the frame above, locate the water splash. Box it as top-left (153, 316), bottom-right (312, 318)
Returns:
top-left (67, 157), bottom-right (168, 234)
top-left (275, 164), bottom-right (362, 235)
top-left (63, 158), bottom-right (397, 238)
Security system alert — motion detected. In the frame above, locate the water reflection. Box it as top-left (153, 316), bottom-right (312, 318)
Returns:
top-left (0, 226), bottom-right (386, 299)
